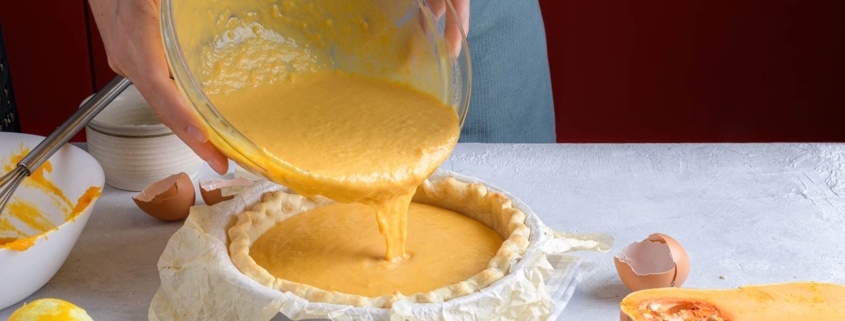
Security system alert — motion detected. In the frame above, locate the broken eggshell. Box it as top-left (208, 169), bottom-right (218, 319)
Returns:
top-left (647, 233), bottom-right (690, 287)
top-left (199, 177), bottom-right (254, 206)
top-left (614, 233), bottom-right (689, 292)
top-left (132, 172), bottom-right (195, 221)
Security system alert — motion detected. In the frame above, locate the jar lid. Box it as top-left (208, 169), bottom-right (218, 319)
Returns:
top-left (84, 85), bottom-right (173, 137)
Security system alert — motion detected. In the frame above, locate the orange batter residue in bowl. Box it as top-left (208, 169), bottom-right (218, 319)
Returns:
top-left (1, 145), bottom-right (102, 251)
top-left (6, 147), bottom-right (73, 214)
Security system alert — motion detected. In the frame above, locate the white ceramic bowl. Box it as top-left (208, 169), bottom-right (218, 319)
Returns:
top-left (84, 84), bottom-right (204, 192)
top-left (0, 132), bottom-right (105, 310)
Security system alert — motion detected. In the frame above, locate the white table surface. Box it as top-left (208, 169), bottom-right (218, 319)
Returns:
top-left (2, 143), bottom-right (844, 320)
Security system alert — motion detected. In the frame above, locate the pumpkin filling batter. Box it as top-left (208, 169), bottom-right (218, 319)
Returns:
top-left (229, 179), bottom-right (531, 307)
top-left (249, 202), bottom-right (504, 297)
top-left (183, 0), bottom-right (494, 299)
top-left (209, 71), bottom-right (460, 263)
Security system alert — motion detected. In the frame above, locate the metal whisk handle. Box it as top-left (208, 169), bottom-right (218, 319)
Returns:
top-left (18, 76), bottom-right (131, 174)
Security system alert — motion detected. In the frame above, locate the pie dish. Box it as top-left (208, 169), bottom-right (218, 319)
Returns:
top-left (151, 171), bottom-right (612, 321)
top-left (228, 177), bottom-right (531, 308)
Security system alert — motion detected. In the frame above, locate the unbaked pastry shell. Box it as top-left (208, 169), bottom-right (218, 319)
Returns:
top-left (228, 177), bottom-right (531, 308)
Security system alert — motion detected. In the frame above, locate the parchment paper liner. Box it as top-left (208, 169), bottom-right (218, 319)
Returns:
top-left (149, 170), bottom-right (613, 320)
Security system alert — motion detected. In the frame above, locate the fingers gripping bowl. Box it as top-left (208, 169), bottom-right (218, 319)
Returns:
top-left (0, 133), bottom-right (105, 310)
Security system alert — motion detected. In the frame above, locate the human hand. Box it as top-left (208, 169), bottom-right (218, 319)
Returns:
top-left (427, 0), bottom-right (470, 56)
top-left (88, 0), bottom-right (229, 175)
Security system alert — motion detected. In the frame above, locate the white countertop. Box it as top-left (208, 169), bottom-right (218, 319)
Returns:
top-left (2, 143), bottom-right (844, 320)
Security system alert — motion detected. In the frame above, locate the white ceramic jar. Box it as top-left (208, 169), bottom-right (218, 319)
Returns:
top-left (84, 85), bottom-right (203, 191)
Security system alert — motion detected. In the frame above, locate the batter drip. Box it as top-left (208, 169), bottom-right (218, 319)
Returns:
top-left (180, 0), bottom-right (495, 297)
top-left (208, 72), bottom-right (460, 261)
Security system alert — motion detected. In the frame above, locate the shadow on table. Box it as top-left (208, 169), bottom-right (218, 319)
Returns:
top-left (581, 281), bottom-right (630, 305)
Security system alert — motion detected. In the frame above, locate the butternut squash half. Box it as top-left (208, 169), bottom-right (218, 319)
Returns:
top-left (620, 282), bottom-right (845, 321)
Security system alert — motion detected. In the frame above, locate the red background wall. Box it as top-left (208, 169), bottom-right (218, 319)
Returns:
top-left (0, 1), bottom-right (94, 142)
top-left (539, 0), bottom-right (845, 142)
top-left (2, 0), bottom-right (844, 143)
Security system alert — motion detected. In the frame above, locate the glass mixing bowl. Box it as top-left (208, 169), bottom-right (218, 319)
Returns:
top-left (160, 0), bottom-right (471, 183)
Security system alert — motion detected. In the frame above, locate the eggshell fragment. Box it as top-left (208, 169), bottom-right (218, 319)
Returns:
top-left (614, 233), bottom-right (689, 292)
top-left (199, 177), bottom-right (253, 206)
top-left (647, 233), bottom-right (690, 287)
top-left (133, 173), bottom-right (195, 221)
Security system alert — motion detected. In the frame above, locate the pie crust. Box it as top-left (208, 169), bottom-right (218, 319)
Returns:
top-left (228, 177), bottom-right (531, 308)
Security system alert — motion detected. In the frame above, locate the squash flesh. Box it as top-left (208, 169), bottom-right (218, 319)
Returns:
top-left (620, 282), bottom-right (845, 321)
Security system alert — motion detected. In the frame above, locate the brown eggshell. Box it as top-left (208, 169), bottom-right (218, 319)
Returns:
top-left (199, 177), bottom-right (253, 206)
top-left (647, 233), bottom-right (690, 288)
top-left (133, 173), bottom-right (195, 221)
top-left (614, 236), bottom-right (678, 292)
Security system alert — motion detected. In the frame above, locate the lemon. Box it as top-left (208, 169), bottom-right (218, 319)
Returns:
top-left (8, 298), bottom-right (94, 321)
